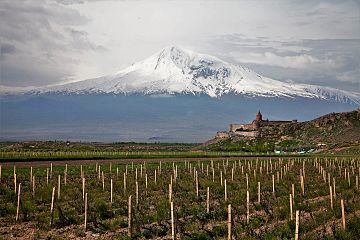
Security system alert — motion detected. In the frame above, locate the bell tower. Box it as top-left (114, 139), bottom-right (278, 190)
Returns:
top-left (255, 111), bottom-right (262, 121)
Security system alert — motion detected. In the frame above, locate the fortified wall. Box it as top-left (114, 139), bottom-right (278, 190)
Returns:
top-left (216, 111), bottom-right (297, 139)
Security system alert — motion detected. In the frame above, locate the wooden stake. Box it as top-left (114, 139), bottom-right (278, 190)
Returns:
top-left (124, 173), bottom-right (127, 193)
top-left (84, 192), bottom-right (88, 230)
top-left (246, 190), bottom-right (250, 224)
top-left (228, 204), bottom-right (232, 240)
top-left (16, 183), bottom-right (21, 221)
top-left (46, 168), bottom-right (49, 185)
top-left (356, 175), bottom-right (359, 190)
top-left (136, 181), bottom-right (139, 205)
top-left (212, 167), bottom-right (215, 182)
top-left (196, 171), bottom-right (199, 197)
top-left (272, 174), bottom-right (275, 195)
top-left (128, 195), bottom-right (132, 237)
top-left (110, 178), bottom-right (113, 204)
top-left (169, 183), bottom-right (172, 203)
top-left (57, 175), bottom-right (61, 199)
top-left (32, 176), bottom-right (35, 198)
top-left (292, 184), bottom-right (295, 205)
top-left (224, 179), bottom-right (227, 201)
top-left (171, 201), bottom-right (175, 240)
top-left (50, 187), bottom-right (55, 226)
top-left (154, 169), bottom-right (157, 184)
top-left (329, 185), bottom-right (333, 210)
top-left (14, 173), bottom-right (17, 194)
top-left (82, 177), bottom-right (86, 200)
top-left (246, 173), bottom-right (249, 190)
top-left (295, 210), bottom-right (299, 240)
top-left (257, 182), bottom-right (261, 204)
top-left (102, 171), bottom-right (105, 191)
top-left (290, 194), bottom-right (293, 220)
top-left (300, 175), bottom-right (304, 195)
top-left (30, 166), bottom-right (33, 183)
top-left (341, 199), bottom-right (345, 230)
top-left (206, 187), bottom-right (210, 213)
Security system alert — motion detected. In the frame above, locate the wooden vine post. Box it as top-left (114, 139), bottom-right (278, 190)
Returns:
top-left (246, 190), bottom-right (250, 224)
top-left (154, 169), bottom-right (157, 184)
top-left (329, 185), bottom-right (333, 210)
top-left (196, 171), bottom-right (199, 197)
top-left (124, 173), bottom-right (127, 193)
top-left (341, 199), bottom-right (346, 230)
top-left (169, 183), bottom-right (172, 203)
top-left (206, 187), bottom-right (210, 213)
top-left (295, 210), bottom-right (299, 240)
top-left (82, 177), bottom-right (86, 200)
top-left (50, 163), bottom-right (53, 179)
top-left (136, 181), bottom-right (139, 206)
top-left (300, 175), bottom-right (305, 195)
top-left (50, 187), bottom-right (55, 226)
top-left (57, 175), bottom-right (61, 199)
top-left (128, 195), bottom-right (132, 237)
top-left (84, 192), bottom-right (88, 230)
top-left (224, 179), bottom-right (227, 201)
top-left (102, 171), bottom-right (105, 191)
top-left (46, 168), bottom-right (49, 185)
top-left (333, 178), bottom-right (336, 199)
top-left (272, 174), bottom-right (275, 195)
top-left (171, 201), bottom-right (175, 240)
top-left (16, 183), bottom-right (21, 221)
top-left (228, 204), bottom-right (232, 240)
top-left (258, 182), bottom-right (261, 204)
top-left (32, 176), bottom-right (35, 198)
top-left (290, 194), bottom-right (293, 220)
top-left (110, 179), bottom-right (113, 204)
top-left (14, 172), bottom-right (17, 194)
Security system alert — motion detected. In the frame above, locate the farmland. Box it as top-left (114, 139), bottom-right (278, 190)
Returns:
top-left (0, 157), bottom-right (360, 239)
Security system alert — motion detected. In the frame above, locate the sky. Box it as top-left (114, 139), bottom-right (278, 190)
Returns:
top-left (1, 0), bottom-right (359, 92)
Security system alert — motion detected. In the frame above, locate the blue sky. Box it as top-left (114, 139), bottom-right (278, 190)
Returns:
top-left (1, 0), bottom-right (359, 92)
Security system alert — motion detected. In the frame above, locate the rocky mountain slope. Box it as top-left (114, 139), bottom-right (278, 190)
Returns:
top-left (204, 109), bottom-right (360, 152)
top-left (11, 46), bottom-right (358, 105)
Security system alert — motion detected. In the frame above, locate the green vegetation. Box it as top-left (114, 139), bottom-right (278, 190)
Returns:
top-left (1, 156), bottom-right (359, 239)
top-left (202, 139), bottom-right (275, 153)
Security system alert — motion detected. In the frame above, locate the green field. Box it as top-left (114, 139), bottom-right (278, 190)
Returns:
top-left (1, 156), bottom-right (360, 239)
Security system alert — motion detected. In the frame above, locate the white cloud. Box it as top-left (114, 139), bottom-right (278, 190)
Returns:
top-left (234, 52), bottom-right (336, 69)
top-left (0, 0), bottom-right (359, 92)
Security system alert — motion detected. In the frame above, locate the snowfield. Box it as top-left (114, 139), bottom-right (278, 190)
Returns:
top-left (5, 46), bottom-right (360, 105)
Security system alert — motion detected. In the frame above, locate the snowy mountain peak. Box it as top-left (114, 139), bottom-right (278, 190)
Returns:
top-left (22, 46), bottom-right (360, 105)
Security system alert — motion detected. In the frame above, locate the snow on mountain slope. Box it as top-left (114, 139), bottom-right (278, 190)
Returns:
top-left (30, 46), bottom-right (360, 104)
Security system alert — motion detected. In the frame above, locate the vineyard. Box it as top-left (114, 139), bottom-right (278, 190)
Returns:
top-left (0, 157), bottom-right (360, 239)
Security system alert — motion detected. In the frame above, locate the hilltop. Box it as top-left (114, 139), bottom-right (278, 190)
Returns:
top-left (202, 109), bottom-right (360, 154)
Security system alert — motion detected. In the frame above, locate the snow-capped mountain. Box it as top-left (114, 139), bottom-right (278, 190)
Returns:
top-left (31, 46), bottom-right (359, 105)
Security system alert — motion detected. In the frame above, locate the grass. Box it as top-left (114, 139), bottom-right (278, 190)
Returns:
top-left (0, 157), bottom-right (360, 239)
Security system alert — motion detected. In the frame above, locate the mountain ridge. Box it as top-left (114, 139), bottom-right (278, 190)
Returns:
top-left (3, 46), bottom-right (359, 105)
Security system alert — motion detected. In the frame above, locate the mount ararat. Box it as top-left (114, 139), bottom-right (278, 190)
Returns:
top-left (1, 46), bottom-right (359, 142)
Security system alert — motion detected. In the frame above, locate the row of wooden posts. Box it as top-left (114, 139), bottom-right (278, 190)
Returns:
top-left (4, 157), bottom-right (356, 239)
